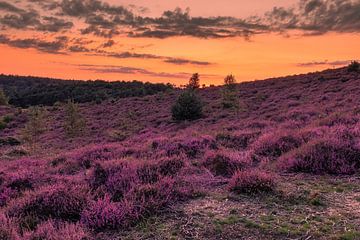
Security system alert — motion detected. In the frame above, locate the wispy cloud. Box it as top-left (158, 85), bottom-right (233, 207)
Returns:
top-left (296, 60), bottom-right (357, 67)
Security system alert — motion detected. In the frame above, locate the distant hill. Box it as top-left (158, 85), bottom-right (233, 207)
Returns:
top-left (0, 74), bottom-right (173, 107)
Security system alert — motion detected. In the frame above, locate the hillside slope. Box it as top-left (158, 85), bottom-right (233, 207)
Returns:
top-left (0, 67), bottom-right (360, 239)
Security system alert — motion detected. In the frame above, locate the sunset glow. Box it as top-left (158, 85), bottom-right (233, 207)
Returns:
top-left (0, 0), bottom-right (359, 85)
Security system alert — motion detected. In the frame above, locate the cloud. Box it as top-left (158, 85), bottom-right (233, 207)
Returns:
top-left (264, 0), bottom-right (360, 35)
top-left (0, 1), bottom-right (24, 13)
top-left (296, 59), bottom-right (357, 67)
top-left (77, 64), bottom-right (191, 79)
top-left (0, 33), bottom-right (211, 65)
top-left (0, 34), bottom-right (68, 53)
top-left (95, 50), bottom-right (213, 66)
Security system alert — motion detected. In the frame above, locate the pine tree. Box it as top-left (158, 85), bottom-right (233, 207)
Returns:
top-left (64, 100), bottom-right (85, 137)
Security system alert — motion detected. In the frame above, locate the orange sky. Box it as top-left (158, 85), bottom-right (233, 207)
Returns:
top-left (0, 0), bottom-right (359, 86)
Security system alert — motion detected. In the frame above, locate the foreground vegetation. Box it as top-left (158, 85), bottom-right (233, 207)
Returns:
top-left (0, 64), bottom-right (360, 239)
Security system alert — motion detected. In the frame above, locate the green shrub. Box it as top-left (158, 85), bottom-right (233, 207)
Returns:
top-left (0, 88), bottom-right (8, 106)
top-left (347, 61), bottom-right (359, 72)
top-left (64, 100), bottom-right (86, 137)
top-left (171, 90), bottom-right (203, 121)
top-left (222, 74), bottom-right (239, 109)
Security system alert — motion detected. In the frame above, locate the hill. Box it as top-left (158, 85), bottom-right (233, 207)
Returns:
top-left (0, 67), bottom-right (360, 239)
top-left (0, 74), bottom-right (172, 107)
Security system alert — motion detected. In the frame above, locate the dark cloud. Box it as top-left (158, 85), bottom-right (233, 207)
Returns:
top-left (164, 58), bottom-right (212, 66)
top-left (264, 0), bottom-right (360, 34)
top-left (96, 51), bottom-right (213, 66)
top-left (78, 64), bottom-right (190, 79)
top-left (101, 39), bottom-right (115, 48)
top-left (296, 59), bottom-right (357, 67)
top-left (0, 34), bottom-right (68, 53)
top-left (0, 1), bottom-right (24, 13)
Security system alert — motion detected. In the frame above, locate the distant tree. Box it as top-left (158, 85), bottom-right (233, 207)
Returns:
top-left (64, 100), bottom-right (85, 137)
top-left (348, 61), bottom-right (359, 72)
top-left (172, 90), bottom-right (203, 121)
top-left (187, 73), bottom-right (200, 89)
top-left (0, 88), bottom-right (8, 106)
top-left (22, 106), bottom-right (46, 149)
top-left (222, 74), bottom-right (239, 109)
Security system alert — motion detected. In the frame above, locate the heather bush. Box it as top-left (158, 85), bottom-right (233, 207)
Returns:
top-left (128, 177), bottom-right (176, 217)
top-left (0, 187), bottom-right (17, 207)
top-left (64, 100), bottom-right (86, 138)
top-left (23, 221), bottom-right (90, 240)
top-left (105, 164), bottom-right (138, 201)
top-left (228, 170), bottom-right (276, 194)
top-left (171, 90), bottom-right (203, 121)
top-left (0, 213), bottom-right (19, 240)
top-left (203, 150), bottom-right (249, 177)
top-left (158, 157), bottom-right (185, 177)
top-left (347, 61), bottom-right (359, 72)
top-left (162, 136), bottom-right (216, 158)
top-left (9, 185), bottom-right (88, 223)
top-left (136, 163), bottom-right (160, 184)
top-left (216, 131), bottom-right (259, 150)
top-left (252, 131), bottom-right (303, 160)
top-left (80, 196), bottom-right (129, 231)
top-left (89, 163), bottom-right (108, 190)
top-left (279, 138), bottom-right (360, 174)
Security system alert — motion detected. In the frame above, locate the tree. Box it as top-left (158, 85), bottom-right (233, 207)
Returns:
top-left (171, 90), bottom-right (203, 121)
top-left (22, 106), bottom-right (46, 149)
top-left (64, 100), bottom-right (85, 137)
top-left (348, 61), bottom-right (359, 72)
top-left (0, 88), bottom-right (8, 105)
top-left (187, 73), bottom-right (200, 89)
top-left (222, 74), bottom-right (239, 109)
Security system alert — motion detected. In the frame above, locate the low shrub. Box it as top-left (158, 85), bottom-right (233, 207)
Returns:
top-left (216, 131), bottom-right (259, 150)
top-left (80, 196), bottom-right (129, 231)
top-left (228, 170), bottom-right (276, 194)
top-left (23, 221), bottom-right (89, 240)
top-left (279, 138), bottom-right (360, 174)
top-left (128, 177), bottom-right (176, 217)
top-left (158, 157), bottom-right (185, 177)
top-left (105, 164), bottom-right (138, 202)
top-left (203, 150), bottom-right (249, 177)
top-left (9, 185), bottom-right (88, 222)
top-left (252, 131), bottom-right (303, 159)
top-left (0, 213), bottom-right (19, 240)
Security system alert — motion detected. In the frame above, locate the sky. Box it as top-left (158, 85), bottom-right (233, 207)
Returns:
top-left (0, 0), bottom-right (359, 86)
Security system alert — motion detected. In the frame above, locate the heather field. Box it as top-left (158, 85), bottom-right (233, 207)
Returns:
top-left (1, 67), bottom-right (360, 240)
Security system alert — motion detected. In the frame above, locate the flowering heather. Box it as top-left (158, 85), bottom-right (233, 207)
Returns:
top-left (228, 170), bottom-right (276, 194)
top-left (0, 68), bottom-right (360, 238)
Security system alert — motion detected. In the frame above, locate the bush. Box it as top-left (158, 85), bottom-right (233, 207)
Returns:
top-left (105, 164), bottom-right (138, 202)
top-left (347, 61), bottom-right (359, 72)
top-left (80, 196), bottom-right (129, 231)
top-left (0, 213), bottom-right (19, 240)
top-left (279, 138), bottom-right (360, 174)
top-left (228, 170), bottom-right (276, 194)
top-left (203, 150), bottom-right (249, 177)
top-left (128, 177), bottom-right (176, 217)
top-left (171, 90), bottom-right (203, 121)
top-left (216, 131), bottom-right (258, 150)
top-left (23, 221), bottom-right (89, 240)
top-left (9, 186), bottom-right (88, 222)
top-left (252, 131), bottom-right (303, 159)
